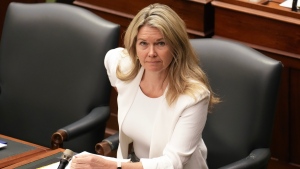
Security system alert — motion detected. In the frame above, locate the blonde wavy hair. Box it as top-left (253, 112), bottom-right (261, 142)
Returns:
top-left (117, 3), bottom-right (219, 109)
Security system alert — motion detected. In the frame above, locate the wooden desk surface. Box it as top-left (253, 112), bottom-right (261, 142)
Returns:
top-left (212, 0), bottom-right (300, 57)
top-left (3, 148), bottom-right (65, 169)
top-left (0, 134), bottom-right (49, 168)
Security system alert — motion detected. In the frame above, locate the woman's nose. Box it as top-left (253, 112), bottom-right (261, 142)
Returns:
top-left (148, 46), bottom-right (157, 57)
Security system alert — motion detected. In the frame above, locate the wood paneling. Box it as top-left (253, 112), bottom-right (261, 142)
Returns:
top-left (212, 0), bottom-right (300, 55)
top-left (269, 158), bottom-right (300, 169)
top-left (290, 69), bottom-right (300, 165)
top-left (73, 0), bottom-right (215, 40)
top-left (212, 0), bottom-right (300, 167)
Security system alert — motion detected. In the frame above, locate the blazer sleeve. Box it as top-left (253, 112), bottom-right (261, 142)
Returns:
top-left (104, 47), bottom-right (123, 87)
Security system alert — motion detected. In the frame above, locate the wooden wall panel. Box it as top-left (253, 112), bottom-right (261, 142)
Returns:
top-left (73, 0), bottom-right (215, 38)
top-left (290, 69), bottom-right (300, 166)
top-left (212, 1), bottom-right (300, 55)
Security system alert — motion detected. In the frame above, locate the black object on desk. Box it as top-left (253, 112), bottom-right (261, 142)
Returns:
top-left (292, 0), bottom-right (298, 12)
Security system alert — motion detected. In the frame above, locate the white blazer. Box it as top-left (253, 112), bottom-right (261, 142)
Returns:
top-left (105, 48), bottom-right (209, 169)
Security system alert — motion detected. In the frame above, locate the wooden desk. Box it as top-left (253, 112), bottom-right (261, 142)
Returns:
top-left (212, 0), bottom-right (300, 55)
top-left (70, 0), bottom-right (215, 46)
top-left (211, 0), bottom-right (300, 167)
top-left (3, 148), bottom-right (65, 169)
top-left (0, 134), bottom-right (49, 168)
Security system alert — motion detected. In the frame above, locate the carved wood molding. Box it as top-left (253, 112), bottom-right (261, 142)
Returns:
top-left (74, 1), bottom-right (134, 19)
top-left (212, 1), bottom-right (300, 25)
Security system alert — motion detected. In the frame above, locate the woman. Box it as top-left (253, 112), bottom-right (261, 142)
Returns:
top-left (71, 3), bottom-right (218, 169)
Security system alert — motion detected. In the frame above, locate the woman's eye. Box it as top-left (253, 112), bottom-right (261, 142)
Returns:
top-left (140, 41), bottom-right (147, 46)
top-left (157, 42), bottom-right (165, 46)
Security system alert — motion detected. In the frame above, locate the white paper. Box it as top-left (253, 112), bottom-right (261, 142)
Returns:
top-left (0, 143), bottom-right (7, 148)
top-left (36, 162), bottom-right (59, 169)
top-left (280, 0), bottom-right (300, 8)
top-left (37, 151), bottom-right (130, 169)
top-left (65, 151), bottom-right (130, 169)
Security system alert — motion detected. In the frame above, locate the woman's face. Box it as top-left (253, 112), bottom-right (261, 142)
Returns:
top-left (136, 25), bottom-right (173, 74)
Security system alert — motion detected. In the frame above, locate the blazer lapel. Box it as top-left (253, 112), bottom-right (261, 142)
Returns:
top-left (117, 67), bottom-right (144, 129)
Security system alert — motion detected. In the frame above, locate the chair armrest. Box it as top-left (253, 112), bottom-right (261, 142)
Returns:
top-left (51, 106), bottom-right (110, 149)
top-left (219, 148), bottom-right (271, 169)
top-left (95, 132), bottom-right (119, 155)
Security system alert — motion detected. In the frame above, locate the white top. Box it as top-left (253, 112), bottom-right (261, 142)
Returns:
top-left (123, 87), bottom-right (164, 158)
top-left (104, 47), bottom-right (209, 169)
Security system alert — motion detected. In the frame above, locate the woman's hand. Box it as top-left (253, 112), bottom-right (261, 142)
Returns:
top-left (70, 154), bottom-right (116, 169)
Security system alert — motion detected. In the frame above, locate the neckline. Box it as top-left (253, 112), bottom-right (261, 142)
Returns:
top-left (138, 84), bottom-right (168, 99)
